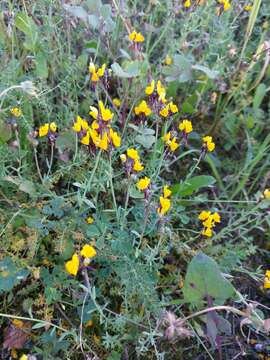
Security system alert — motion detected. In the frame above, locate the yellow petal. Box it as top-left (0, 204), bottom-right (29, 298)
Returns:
top-left (65, 254), bottom-right (79, 276)
top-left (80, 244), bottom-right (97, 259)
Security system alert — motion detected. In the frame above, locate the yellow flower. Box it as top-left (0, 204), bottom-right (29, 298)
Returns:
top-left (160, 105), bottom-right (169, 117)
top-left (99, 101), bottom-right (114, 121)
top-left (49, 122), bottom-right (57, 132)
top-left (127, 148), bottom-right (139, 160)
top-left (97, 63), bottom-right (106, 77)
top-left (20, 355), bottom-right (28, 360)
top-left (137, 177), bottom-right (150, 191)
top-left (179, 119), bottom-right (193, 134)
top-left (163, 185), bottom-right (172, 198)
top-left (113, 98), bottom-right (121, 107)
top-left (96, 132), bottom-right (109, 150)
top-left (164, 55), bottom-right (172, 65)
top-left (145, 80), bottom-right (155, 95)
top-left (184, 0), bottom-right (191, 8)
top-left (134, 100), bottom-right (152, 116)
top-left (65, 253), bottom-right (79, 276)
top-left (264, 270), bottom-right (270, 289)
top-left (168, 137), bottom-right (179, 152)
top-left (89, 106), bottom-right (98, 119)
top-left (39, 123), bottom-right (49, 137)
top-left (86, 216), bottom-right (94, 224)
top-left (129, 30), bottom-right (144, 43)
top-left (212, 212), bottom-right (221, 223)
top-left (89, 63), bottom-right (106, 82)
top-left (81, 131), bottom-right (90, 145)
top-left (89, 62), bottom-right (96, 73)
top-left (80, 244), bottom-right (96, 259)
top-left (109, 129), bottom-right (121, 148)
top-left (162, 132), bottom-right (171, 143)
top-left (133, 160), bottom-right (144, 172)
top-left (120, 154), bottom-right (127, 162)
top-left (157, 196), bottom-right (171, 216)
top-left (203, 135), bottom-right (215, 152)
top-left (91, 120), bottom-right (99, 130)
top-left (219, 0), bottom-right (230, 11)
top-left (203, 217), bottom-right (214, 229)
top-left (91, 72), bottom-right (99, 82)
top-left (157, 80), bottom-right (166, 102)
top-left (169, 101), bottom-right (178, 113)
top-left (10, 107), bottom-right (22, 117)
top-left (201, 227), bottom-right (212, 237)
top-left (244, 4), bottom-right (252, 11)
top-left (198, 211), bottom-right (211, 221)
top-left (264, 189), bottom-right (270, 199)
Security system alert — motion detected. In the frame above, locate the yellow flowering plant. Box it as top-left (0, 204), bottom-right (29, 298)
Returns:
top-left (2, 1), bottom-right (269, 358)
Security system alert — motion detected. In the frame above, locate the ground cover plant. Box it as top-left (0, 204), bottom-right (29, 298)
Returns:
top-left (1, 0), bottom-right (270, 359)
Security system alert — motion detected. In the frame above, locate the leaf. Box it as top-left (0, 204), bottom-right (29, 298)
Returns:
top-left (0, 258), bottom-right (29, 293)
top-left (32, 322), bottom-right (47, 329)
top-left (63, 5), bottom-right (88, 22)
top-left (183, 253), bottom-right (235, 307)
top-left (0, 121), bottom-right (12, 143)
top-left (135, 134), bottom-right (156, 149)
top-left (88, 14), bottom-right (99, 29)
top-left (19, 180), bottom-right (36, 195)
top-left (15, 12), bottom-right (37, 37)
top-left (192, 64), bottom-right (219, 79)
top-left (111, 61), bottom-right (140, 78)
top-left (172, 175), bottom-right (216, 197)
top-left (253, 83), bottom-right (266, 111)
top-left (56, 131), bottom-right (76, 152)
top-left (35, 51), bottom-right (48, 79)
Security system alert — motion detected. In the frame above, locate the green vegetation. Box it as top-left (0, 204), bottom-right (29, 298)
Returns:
top-left (1, 0), bottom-right (270, 359)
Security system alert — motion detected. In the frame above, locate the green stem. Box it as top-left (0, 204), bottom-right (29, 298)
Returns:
top-left (83, 149), bottom-right (102, 198)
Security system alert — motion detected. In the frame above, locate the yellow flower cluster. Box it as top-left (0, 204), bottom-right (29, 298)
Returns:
top-left (89, 62), bottom-right (106, 82)
top-left (179, 119), bottom-right (193, 134)
top-left (39, 122), bottom-right (57, 137)
top-left (10, 107), bottom-right (22, 117)
top-left (135, 100), bottom-right (152, 116)
top-left (157, 185), bottom-right (172, 216)
top-left (137, 176), bottom-right (150, 191)
top-left (264, 270), bottom-right (270, 289)
top-left (121, 148), bottom-right (144, 172)
top-left (244, 4), bottom-right (252, 11)
top-left (72, 101), bottom-right (121, 151)
top-left (198, 211), bottom-right (221, 237)
top-left (162, 131), bottom-right (179, 152)
top-left (219, 0), bottom-right (231, 11)
top-left (129, 30), bottom-right (145, 43)
top-left (183, 0), bottom-right (191, 8)
top-left (65, 244), bottom-right (96, 276)
top-left (202, 135), bottom-right (215, 152)
top-left (145, 79), bottom-right (167, 103)
top-left (160, 101), bottom-right (178, 117)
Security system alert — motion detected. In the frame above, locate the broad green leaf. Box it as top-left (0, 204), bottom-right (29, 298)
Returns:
top-left (192, 64), bottom-right (219, 79)
top-left (183, 253), bottom-right (235, 307)
top-left (135, 134), bottom-right (156, 149)
top-left (111, 61), bottom-right (140, 78)
top-left (172, 175), bottom-right (216, 197)
top-left (15, 12), bottom-right (37, 37)
top-left (0, 257), bottom-right (29, 293)
top-left (111, 63), bottom-right (132, 78)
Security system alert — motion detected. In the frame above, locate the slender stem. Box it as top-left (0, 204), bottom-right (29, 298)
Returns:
top-left (83, 149), bottom-right (102, 198)
top-left (109, 152), bottom-right (119, 222)
top-left (34, 148), bottom-right (43, 183)
top-left (121, 176), bottom-right (132, 229)
top-left (46, 142), bottom-right (54, 177)
top-left (0, 312), bottom-right (69, 333)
